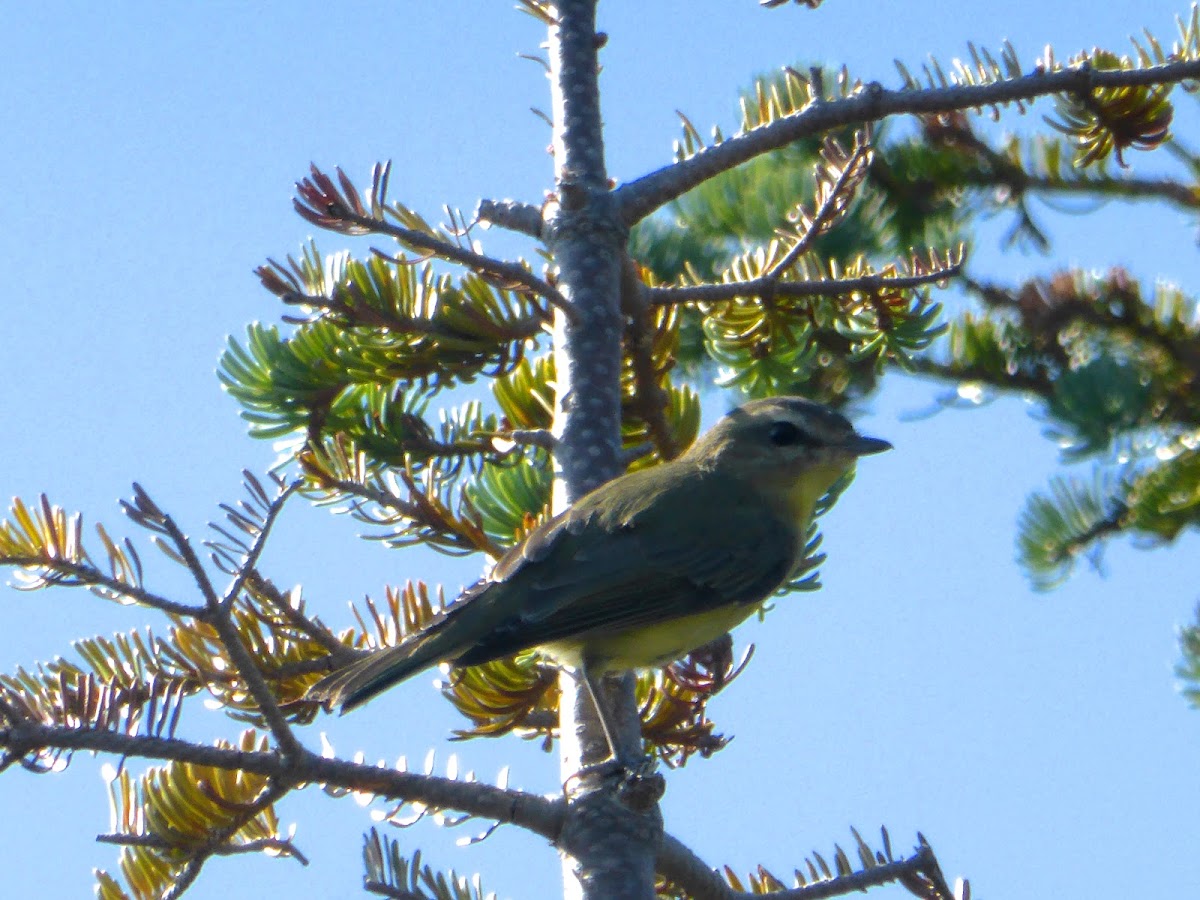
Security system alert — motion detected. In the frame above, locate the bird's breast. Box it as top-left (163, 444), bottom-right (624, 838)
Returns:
top-left (540, 602), bottom-right (764, 674)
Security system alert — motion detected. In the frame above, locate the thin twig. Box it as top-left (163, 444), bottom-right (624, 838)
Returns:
top-left (396, 470), bottom-right (503, 558)
top-left (243, 570), bottom-right (349, 658)
top-left (206, 607), bottom-right (305, 759)
top-left (265, 656), bottom-right (358, 679)
top-left (220, 478), bottom-right (301, 612)
top-left (159, 515), bottom-right (222, 609)
top-left (0, 556), bottom-right (204, 618)
top-left (1014, 171), bottom-right (1199, 207)
top-left (370, 240), bottom-right (571, 320)
top-left (311, 475), bottom-right (494, 556)
top-left (906, 356), bottom-right (1052, 396)
top-left (766, 135), bottom-right (873, 280)
top-left (293, 166), bottom-right (569, 314)
top-left (921, 116), bottom-right (1200, 209)
top-left (355, 213), bottom-right (566, 310)
top-left (96, 831), bottom-right (308, 865)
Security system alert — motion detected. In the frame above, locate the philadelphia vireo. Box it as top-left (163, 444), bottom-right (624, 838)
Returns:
top-left (309, 396), bottom-right (890, 760)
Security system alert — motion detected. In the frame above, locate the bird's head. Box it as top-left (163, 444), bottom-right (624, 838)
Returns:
top-left (687, 396), bottom-right (891, 521)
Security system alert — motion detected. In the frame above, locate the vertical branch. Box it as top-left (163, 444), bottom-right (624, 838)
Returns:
top-left (545, 0), bottom-right (626, 504)
top-left (545, 0), bottom-right (628, 784)
top-left (542, 2), bottom-right (660, 900)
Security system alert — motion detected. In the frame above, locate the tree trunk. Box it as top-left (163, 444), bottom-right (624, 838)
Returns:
top-left (543, 2), bottom-right (660, 897)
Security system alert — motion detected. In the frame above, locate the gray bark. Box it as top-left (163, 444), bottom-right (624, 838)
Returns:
top-left (542, 2), bottom-right (660, 898)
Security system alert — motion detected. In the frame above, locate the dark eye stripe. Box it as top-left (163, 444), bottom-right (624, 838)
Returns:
top-left (768, 421), bottom-right (817, 447)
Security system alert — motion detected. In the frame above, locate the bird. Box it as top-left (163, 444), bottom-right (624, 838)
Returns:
top-left (308, 395), bottom-right (890, 764)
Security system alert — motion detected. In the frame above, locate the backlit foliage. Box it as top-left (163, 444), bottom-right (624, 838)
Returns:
top-left (362, 829), bottom-right (492, 900)
top-left (95, 731), bottom-right (292, 900)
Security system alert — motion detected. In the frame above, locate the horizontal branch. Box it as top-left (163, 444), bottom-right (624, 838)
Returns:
top-left (0, 721), bottom-right (565, 841)
top-left (1, 719), bottom-right (957, 896)
top-left (616, 57), bottom-right (1200, 225)
top-left (649, 266), bottom-right (962, 306)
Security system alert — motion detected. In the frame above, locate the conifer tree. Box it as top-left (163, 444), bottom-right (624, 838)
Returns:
top-left (4, 3), bottom-right (1200, 898)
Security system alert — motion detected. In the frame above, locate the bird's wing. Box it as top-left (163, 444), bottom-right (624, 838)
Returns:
top-left (452, 473), bottom-right (798, 666)
top-left (309, 469), bottom-right (800, 710)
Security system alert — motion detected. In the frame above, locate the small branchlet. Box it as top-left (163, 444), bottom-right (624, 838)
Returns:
top-left (298, 438), bottom-right (505, 559)
top-left (292, 163), bottom-right (569, 311)
top-left (767, 131), bottom-right (876, 280)
top-left (363, 828), bottom-right (492, 899)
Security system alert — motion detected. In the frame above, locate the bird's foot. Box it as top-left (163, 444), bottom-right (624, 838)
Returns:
top-left (565, 754), bottom-right (664, 808)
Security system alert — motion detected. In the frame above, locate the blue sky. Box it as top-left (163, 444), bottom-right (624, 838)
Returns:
top-left (4, 3), bottom-right (1199, 897)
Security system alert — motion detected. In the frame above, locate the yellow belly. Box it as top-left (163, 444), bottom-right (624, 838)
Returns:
top-left (540, 602), bottom-right (762, 673)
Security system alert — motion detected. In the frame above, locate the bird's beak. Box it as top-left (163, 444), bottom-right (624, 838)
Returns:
top-left (846, 434), bottom-right (892, 456)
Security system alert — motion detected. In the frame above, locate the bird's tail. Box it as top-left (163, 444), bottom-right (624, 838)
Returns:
top-left (307, 626), bottom-right (458, 713)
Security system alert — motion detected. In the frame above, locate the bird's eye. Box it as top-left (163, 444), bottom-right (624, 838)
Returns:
top-left (768, 421), bottom-right (814, 446)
